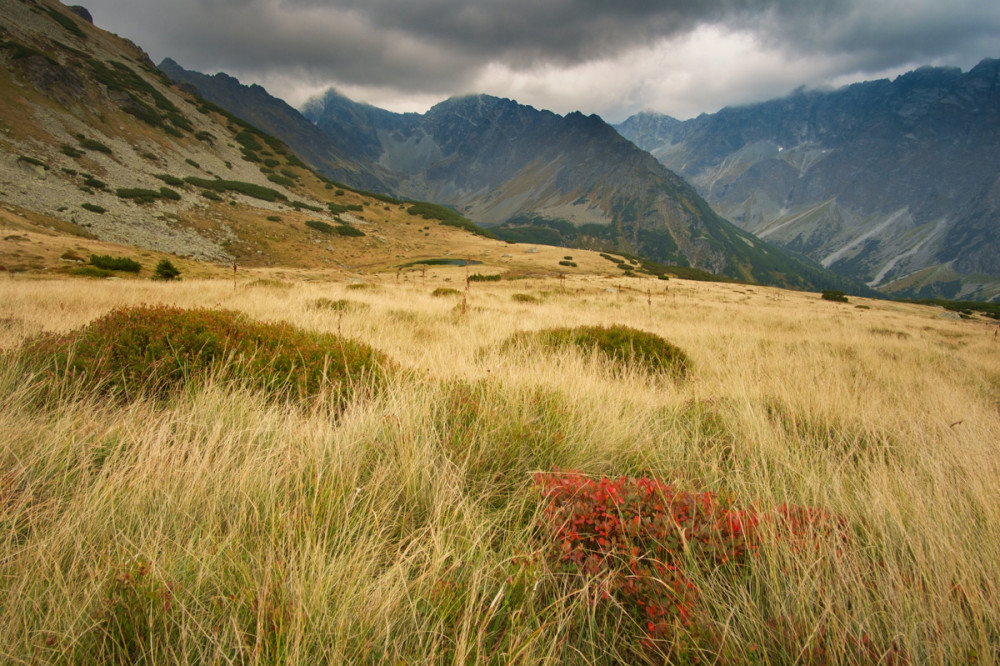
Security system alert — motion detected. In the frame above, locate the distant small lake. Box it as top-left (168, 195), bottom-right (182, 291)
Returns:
top-left (399, 258), bottom-right (483, 267)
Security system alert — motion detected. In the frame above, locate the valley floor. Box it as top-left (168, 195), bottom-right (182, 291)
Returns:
top-left (2, 273), bottom-right (999, 663)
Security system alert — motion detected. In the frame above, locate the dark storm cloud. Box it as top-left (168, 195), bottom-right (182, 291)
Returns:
top-left (81, 0), bottom-right (1000, 115)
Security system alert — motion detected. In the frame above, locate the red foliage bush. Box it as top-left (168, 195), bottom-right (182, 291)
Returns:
top-left (530, 471), bottom-right (847, 656)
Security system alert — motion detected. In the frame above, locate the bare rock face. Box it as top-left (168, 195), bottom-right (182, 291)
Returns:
top-left (68, 6), bottom-right (93, 24)
top-left (15, 54), bottom-right (88, 108)
top-left (616, 59), bottom-right (1000, 300)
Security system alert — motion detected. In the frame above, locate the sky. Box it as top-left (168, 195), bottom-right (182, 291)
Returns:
top-left (79, 0), bottom-right (1000, 123)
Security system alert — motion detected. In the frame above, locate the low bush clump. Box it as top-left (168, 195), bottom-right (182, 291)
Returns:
top-left (821, 290), bottom-right (849, 303)
top-left (18, 305), bottom-right (391, 404)
top-left (333, 223), bottom-right (364, 237)
top-left (152, 259), bottom-right (180, 281)
top-left (305, 220), bottom-right (334, 234)
top-left (78, 137), bottom-right (112, 154)
top-left (80, 203), bottom-right (106, 214)
top-left (311, 298), bottom-right (367, 312)
top-left (90, 254), bottom-right (141, 273)
top-left (468, 273), bottom-right (501, 282)
top-left (558, 260), bottom-right (577, 268)
top-left (153, 174), bottom-right (185, 187)
top-left (431, 287), bottom-right (461, 297)
top-left (502, 325), bottom-right (690, 378)
top-left (116, 188), bottom-right (164, 204)
top-left (527, 471), bottom-right (851, 661)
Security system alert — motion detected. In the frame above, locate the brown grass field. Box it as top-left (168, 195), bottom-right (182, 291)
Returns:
top-left (1, 271), bottom-right (999, 664)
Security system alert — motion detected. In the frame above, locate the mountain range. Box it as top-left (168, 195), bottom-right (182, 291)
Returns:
top-left (163, 61), bottom-right (865, 293)
top-left (615, 60), bottom-right (1000, 300)
top-left (2, 0), bottom-right (995, 300)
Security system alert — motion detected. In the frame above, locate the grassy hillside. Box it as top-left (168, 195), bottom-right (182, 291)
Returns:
top-left (2, 272), bottom-right (998, 663)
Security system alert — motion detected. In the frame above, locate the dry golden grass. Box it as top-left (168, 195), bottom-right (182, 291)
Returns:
top-left (1, 273), bottom-right (999, 663)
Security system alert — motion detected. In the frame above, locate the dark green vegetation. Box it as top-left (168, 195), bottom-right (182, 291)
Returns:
top-left (905, 298), bottom-right (1000, 320)
top-left (16, 155), bottom-right (48, 169)
top-left (468, 273), bottom-right (501, 282)
top-left (80, 203), bottom-right (105, 214)
top-left (406, 203), bottom-right (495, 239)
top-left (18, 306), bottom-right (391, 404)
top-left (116, 188), bottom-right (177, 204)
top-left (305, 220), bottom-right (365, 237)
top-left (77, 137), bottom-right (112, 154)
top-left (822, 290), bottom-right (849, 303)
top-left (153, 260), bottom-right (180, 281)
top-left (182, 178), bottom-right (287, 203)
top-left (501, 325), bottom-right (690, 378)
top-left (90, 254), bottom-right (141, 273)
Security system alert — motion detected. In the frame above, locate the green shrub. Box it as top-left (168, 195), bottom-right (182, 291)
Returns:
top-left (16, 155), bottom-right (48, 169)
top-left (263, 158), bottom-right (280, 168)
top-left (158, 187), bottom-right (181, 201)
top-left (182, 178), bottom-right (287, 202)
top-left (18, 305), bottom-right (391, 404)
top-left (291, 200), bottom-right (323, 212)
top-left (82, 177), bottom-right (106, 190)
top-left (558, 261), bottom-right (577, 268)
top-left (468, 273), bottom-right (501, 282)
top-left (60, 144), bottom-right (84, 158)
top-left (267, 174), bottom-right (295, 188)
top-left (311, 298), bottom-right (367, 311)
top-left (334, 224), bottom-right (365, 237)
top-left (167, 113), bottom-right (193, 132)
top-left (305, 220), bottom-right (335, 234)
top-left (44, 6), bottom-right (86, 39)
top-left (266, 215), bottom-right (282, 222)
top-left (502, 325), bottom-right (690, 378)
top-left (200, 190), bottom-right (222, 201)
top-left (431, 287), bottom-right (461, 297)
top-left (78, 138), bottom-right (112, 154)
top-left (90, 254), bottom-right (141, 273)
top-left (821, 290), bottom-right (849, 303)
top-left (184, 158), bottom-right (200, 168)
top-left (153, 174), bottom-right (185, 187)
top-left (116, 188), bottom-right (162, 204)
top-left (80, 203), bottom-right (106, 214)
top-left (234, 130), bottom-right (263, 153)
top-left (152, 259), bottom-right (180, 281)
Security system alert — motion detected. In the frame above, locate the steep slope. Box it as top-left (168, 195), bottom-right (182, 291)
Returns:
top-left (300, 91), bottom-right (865, 291)
top-left (0, 0), bottom-right (514, 279)
top-left (158, 58), bottom-right (393, 193)
top-left (616, 60), bottom-right (1000, 300)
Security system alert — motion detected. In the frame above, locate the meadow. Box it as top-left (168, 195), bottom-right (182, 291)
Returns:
top-left (1, 272), bottom-right (998, 664)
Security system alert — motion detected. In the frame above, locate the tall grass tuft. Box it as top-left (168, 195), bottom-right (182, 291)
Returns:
top-left (17, 305), bottom-right (392, 405)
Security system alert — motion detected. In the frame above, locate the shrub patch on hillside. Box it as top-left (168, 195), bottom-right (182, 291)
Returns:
top-left (19, 306), bottom-right (391, 404)
top-left (502, 325), bottom-right (690, 378)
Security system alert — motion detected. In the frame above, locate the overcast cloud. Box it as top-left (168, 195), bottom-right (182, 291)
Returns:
top-left (79, 0), bottom-right (1000, 121)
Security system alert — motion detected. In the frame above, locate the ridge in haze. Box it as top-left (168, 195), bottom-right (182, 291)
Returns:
top-left (616, 59), bottom-right (1000, 301)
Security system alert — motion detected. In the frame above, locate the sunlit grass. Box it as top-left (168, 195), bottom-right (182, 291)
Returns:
top-left (1, 274), bottom-right (998, 663)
